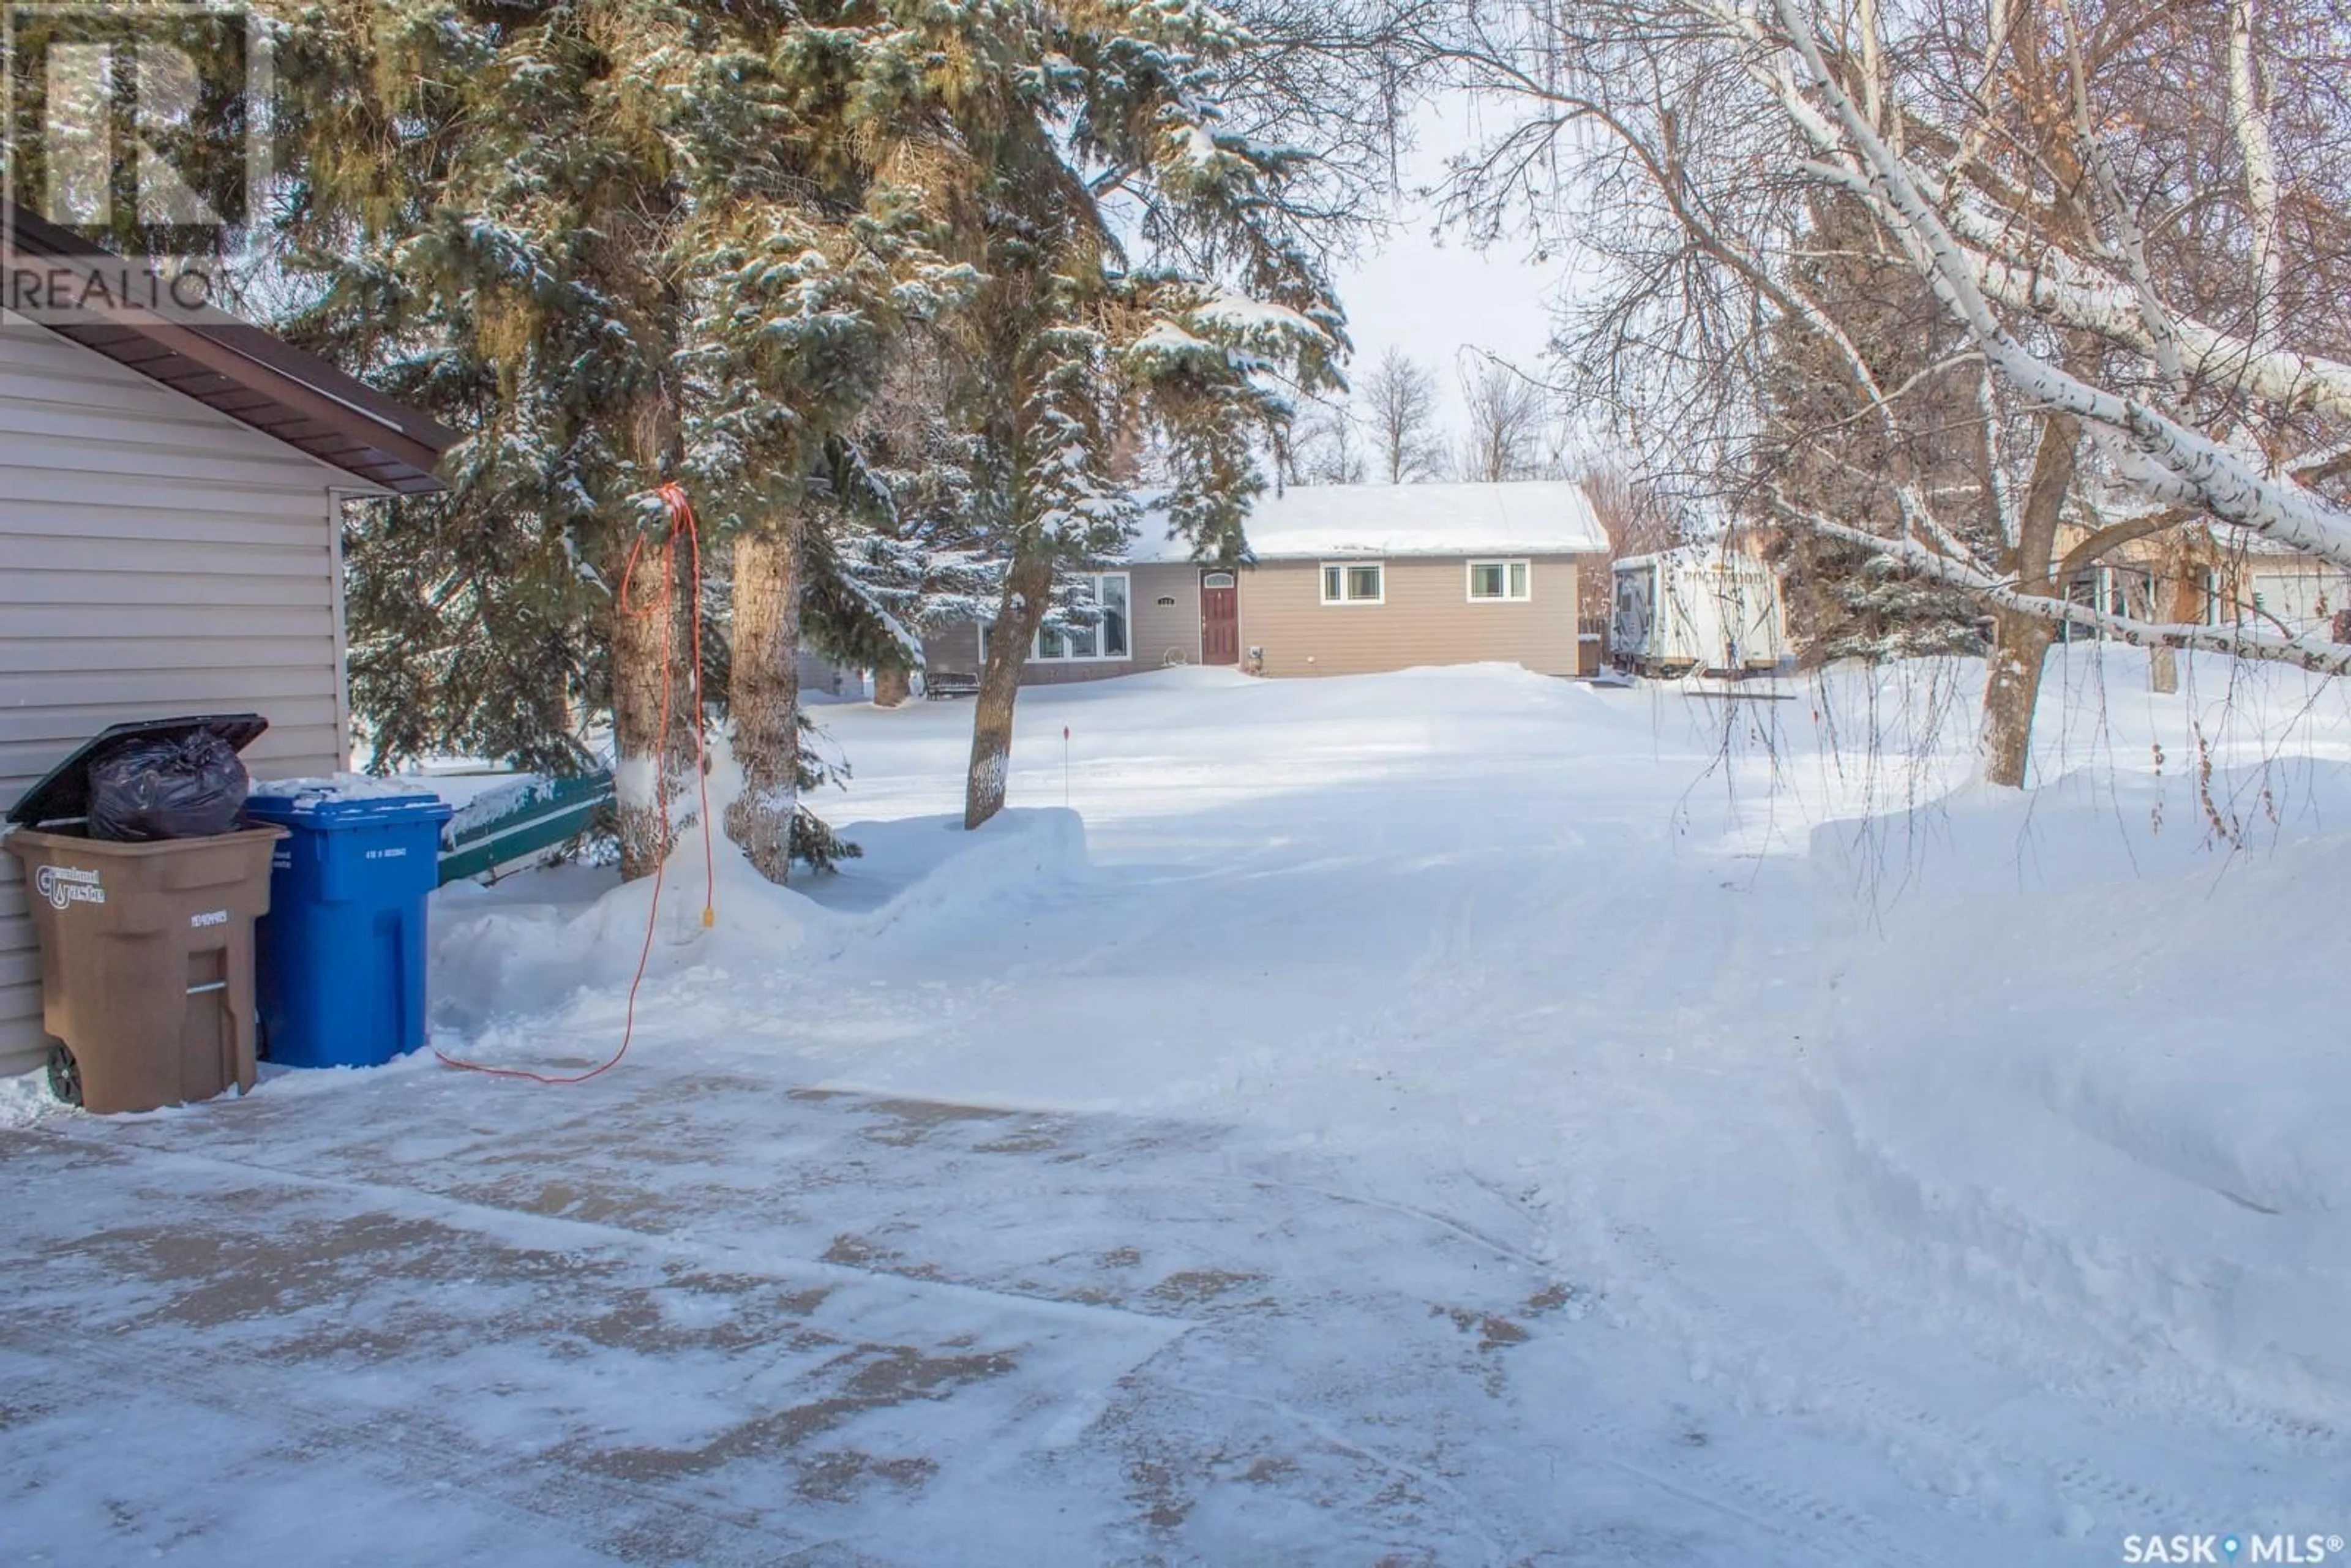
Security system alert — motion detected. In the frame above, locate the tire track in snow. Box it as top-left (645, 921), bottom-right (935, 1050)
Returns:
top-left (1419, 856), bottom-right (2309, 1552)
top-left (1351, 852), bottom-right (2120, 1557)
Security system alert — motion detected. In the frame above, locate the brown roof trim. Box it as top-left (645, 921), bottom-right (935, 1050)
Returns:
top-left (2, 206), bottom-right (455, 494)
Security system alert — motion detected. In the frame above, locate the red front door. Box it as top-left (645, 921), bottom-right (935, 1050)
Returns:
top-left (1201, 571), bottom-right (1239, 664)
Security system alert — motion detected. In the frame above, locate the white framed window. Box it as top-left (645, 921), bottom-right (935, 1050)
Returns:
top-left (1026, 571), bottom-right (1130, 661)
top-left (1319, 561), bottom-right (1384, 606)
top-left (1468, 559), bottom-right (1531, 602)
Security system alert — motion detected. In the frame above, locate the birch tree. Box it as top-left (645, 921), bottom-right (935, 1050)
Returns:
top-left (1423, 0), bottom-right (2351, 784)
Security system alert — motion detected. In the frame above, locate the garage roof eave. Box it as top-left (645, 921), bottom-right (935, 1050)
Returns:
top-left (3, 208), bottom-right (456, 494)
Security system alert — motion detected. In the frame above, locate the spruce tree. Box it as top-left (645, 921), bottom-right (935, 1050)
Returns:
top-left (265, 0), bottom-right (969, 880)
top-left (913, 0), bottom-right (1349, 828)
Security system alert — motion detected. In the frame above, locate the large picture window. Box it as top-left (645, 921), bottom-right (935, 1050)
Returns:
top-left (1032, 572), bottom-right (1130, 661)
top-left (1320, 561), bottom-right (1384, 606)
top-left (1468, 559), bottom-right (1531, 602)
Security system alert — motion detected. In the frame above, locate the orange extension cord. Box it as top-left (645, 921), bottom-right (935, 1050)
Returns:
top-left (435, 483), bottom-right (716, 1086)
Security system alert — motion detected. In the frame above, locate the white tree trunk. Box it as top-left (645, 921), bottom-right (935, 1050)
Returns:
top-left (611, 538), bottom-right (697, 882)
top-left (724, 530), bottom-right (798, 884)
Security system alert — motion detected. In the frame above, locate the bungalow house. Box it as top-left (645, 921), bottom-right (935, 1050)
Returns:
top-left (2060, 525), bottom-right (2351, 642)
top-left (1, 208), bottom-right (456, 1078)
top-left (921, 481), bottom-right (1610, 685)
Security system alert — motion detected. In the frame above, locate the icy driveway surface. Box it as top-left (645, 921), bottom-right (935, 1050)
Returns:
top-left (8, 660), bottom-right (2351, 1564)
top-left (6, 1075), bottom-right (1907, 1566)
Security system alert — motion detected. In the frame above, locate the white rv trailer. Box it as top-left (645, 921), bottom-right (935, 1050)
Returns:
top-left (1610, 547), bottom-right (1790, 675)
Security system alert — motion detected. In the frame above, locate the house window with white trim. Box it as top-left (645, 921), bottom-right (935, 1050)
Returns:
top-left (1320, 561), bottom-right (1384, 606)
top-left (1468, 559), bottom-right (1531, 602)
top-left (1031, 571), bottom-right (1130, 661)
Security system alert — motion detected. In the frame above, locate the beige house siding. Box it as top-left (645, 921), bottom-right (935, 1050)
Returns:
top-left (1239, 554), bottom-right (1587, 678)
top-left (1, 320), bottom-right (353, 1077)
top-left (920, 561), bottom-right (1205, 686)
top-left (1127, 562), bottom-right (1204, 671)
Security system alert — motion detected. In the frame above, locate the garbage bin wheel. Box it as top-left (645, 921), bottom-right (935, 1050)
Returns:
top-left (45, 1043), bottom-right (83, 1108)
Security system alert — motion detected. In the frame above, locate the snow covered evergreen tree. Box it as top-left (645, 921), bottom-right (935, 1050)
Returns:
top-left (266, 0), bottom-right (972, 879)
top-left (1757, 195), bottom-right (1992, 666)
top-left (266, 0), bottom-right (697, 874)
top-left (909, 0), bottom-right (1349, 829)
top-left (807, 340), bottom-right (1002, 708)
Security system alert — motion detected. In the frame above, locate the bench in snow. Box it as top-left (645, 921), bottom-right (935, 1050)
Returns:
top-left (924, 670), bottom-right (981, 700)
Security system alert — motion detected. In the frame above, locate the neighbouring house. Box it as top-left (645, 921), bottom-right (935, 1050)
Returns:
top-left (2061, 527), bottom-right (2351, 642)
top-left (921, 481), bottom-right (1610, 685)
top-left (795, 649), bottom-right (871, 700)
top-left (1, 208), bottom-right (456, 1078)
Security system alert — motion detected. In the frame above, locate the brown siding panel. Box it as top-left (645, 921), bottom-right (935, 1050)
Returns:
top-left (1239, 555), bottom-right (1587, 678)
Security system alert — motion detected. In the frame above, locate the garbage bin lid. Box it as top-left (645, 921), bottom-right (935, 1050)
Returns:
top-left (246, 777), bottom-right (455, 827)
top-left (6, 714), bottom-right (270, 828)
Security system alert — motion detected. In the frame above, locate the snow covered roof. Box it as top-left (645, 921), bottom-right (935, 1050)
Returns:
top-left (1123, 482), bottom-right (1609, 563)
top-left (1614, 542), bottom-right (1772, 575)
top-left (2212, 524), bottom-right (2341, 561)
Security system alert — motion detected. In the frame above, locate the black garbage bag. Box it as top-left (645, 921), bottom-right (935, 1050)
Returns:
top-left (87, 732), bottom-right (251, 841)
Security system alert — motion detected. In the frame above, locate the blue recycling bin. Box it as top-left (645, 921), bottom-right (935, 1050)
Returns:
top-left (244, 784), bottom-right (452, 1069)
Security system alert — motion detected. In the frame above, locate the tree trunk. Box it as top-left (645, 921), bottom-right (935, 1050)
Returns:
top-left (2149, 571), bottom-right (2198, 694)
top-left (1979, 414), bottom-right (2081, 788)
top-left (1981, 608), bottom-right (2056, 787)
top-left (724, 529), bottom-right (799, 883)
top-left (611, 535), bottom-right (697, 880)
top-left (873, 665), bottom-right (912, 708)
top-left (964, 553), bottom-right (1056, 830)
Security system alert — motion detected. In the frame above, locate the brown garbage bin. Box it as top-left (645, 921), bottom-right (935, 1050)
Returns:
top-left (5, 714), bottom-right (283, 1114)
top-left (8, 827), bottom-right (285, 1112)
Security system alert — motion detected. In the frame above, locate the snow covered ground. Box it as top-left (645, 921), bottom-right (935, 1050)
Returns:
top-left (7, 649), bottom-right (2351, 1565)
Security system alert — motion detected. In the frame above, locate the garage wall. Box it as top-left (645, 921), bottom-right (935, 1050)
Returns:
top-left (1, 320), bottom-right (351, 1077)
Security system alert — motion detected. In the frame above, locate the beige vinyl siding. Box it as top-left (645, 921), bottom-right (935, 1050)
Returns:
top-left (1240, 554), bottom-right (1587, 678)
top-left (1, 320), bottom-right (353, 1076)
top-left (1012, 561), bottom-right (1205, 684)
top-left (1127, 563), bottom-right (1201, 670)
top-left (922, 563), bottom-right (1205, 686)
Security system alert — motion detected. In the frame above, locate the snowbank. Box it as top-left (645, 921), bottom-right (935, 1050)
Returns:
top-left (428, 807), bottom-right (1089, 1038)
top-left (1810, 761), bottom-right (2351, 1417)
top-left (0, 1067), bottom-right (66, 1130)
